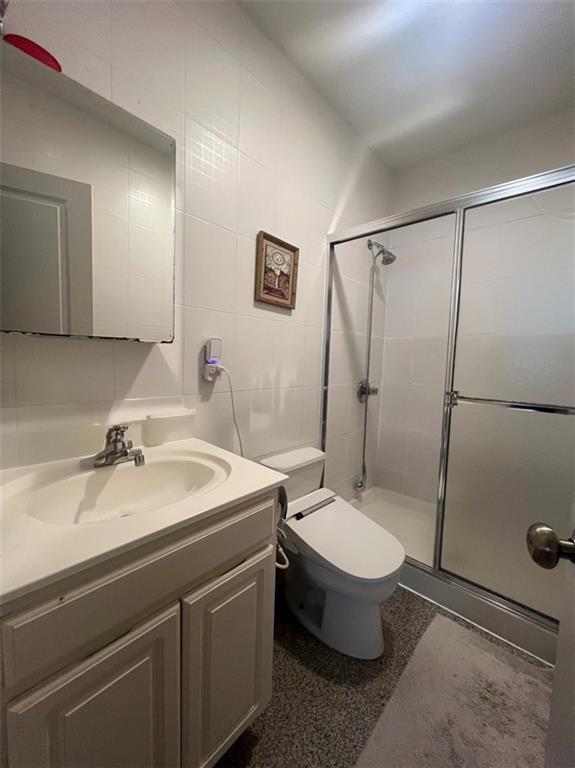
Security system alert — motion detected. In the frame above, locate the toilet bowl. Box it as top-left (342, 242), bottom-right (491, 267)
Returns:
top-left (260, 449), bottom-right (405, 659)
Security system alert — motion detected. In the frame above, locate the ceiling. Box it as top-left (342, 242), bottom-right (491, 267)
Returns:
top-left (241, 1), bottom-right (575, 170)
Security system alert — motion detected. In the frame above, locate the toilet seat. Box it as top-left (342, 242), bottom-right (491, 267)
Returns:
top-left (284, 492), bottom-right (405, 583)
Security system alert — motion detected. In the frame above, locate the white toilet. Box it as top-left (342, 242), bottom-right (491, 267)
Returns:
top-left (261, 448), bottom-right (405, 659)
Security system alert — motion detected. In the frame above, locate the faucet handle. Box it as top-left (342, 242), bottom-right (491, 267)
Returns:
top-left (106, 424), bottom-right (129, 443)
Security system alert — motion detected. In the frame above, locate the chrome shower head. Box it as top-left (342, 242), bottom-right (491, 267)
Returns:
top-left (367, 239), bottom-right (397, 265)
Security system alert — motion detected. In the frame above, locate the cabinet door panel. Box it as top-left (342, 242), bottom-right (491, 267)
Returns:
top-left (6, 605), bottom-right (180, 768)
top-left (182, 546), bottom-right (275, 768)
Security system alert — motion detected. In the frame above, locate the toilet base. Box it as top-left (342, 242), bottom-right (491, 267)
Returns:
top-left (285, 574), bottom-right (384, 660)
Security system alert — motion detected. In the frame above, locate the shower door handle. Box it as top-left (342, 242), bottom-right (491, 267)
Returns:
top-left (526, 523), bottom-right (575, 569)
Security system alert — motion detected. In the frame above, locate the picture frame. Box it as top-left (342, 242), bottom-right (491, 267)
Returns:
top-left (254, 231), bottom-right (299, 310)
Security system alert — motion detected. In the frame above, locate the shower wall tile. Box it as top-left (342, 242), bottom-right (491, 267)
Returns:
top-left (384, 290), bottom-right (416, 339)
top-left (406, 385), bottom-right (444, 435)
top-left (388, 215), bottom-right (453, 248)
top-left (456, 333), bottom-right (575, 406)
top-left (332, 271), bottom-right (357, 332)
top-left (333, 238), bottom-right (372, 285)
top-left (465, 204), bottom-right (500, 231)
top-left (327, 385), bottom-right (353, 437)
top-left (382, 339), bottom-right (412, 390)
top-left (329, 331), bottom-right (366, 388)
top-left (377, 426), bottom-right (409, 480)
top-left (385, 243), bottom-right (422, 295)
top-left (466, 184), bottom-right (575, 231)
top-left (380, 385), bottom-right (409, 429)
top-left (459, 225), bottom-right (500, 283)
top-left (367, 215), bottom-right (455, 501)
top-left (411, 338), bottom-right (447, 388)
top-left (498, 214), bottom-right (573, 277)
top-left (496, 272), bottom-right (571, 335)
top-left (370, 338), bottom-right (385, 386)
top-left (413, 281), bottom-right (451, 338)
top-left (405, 431), bottom-right (441, 503)
top-left (325, 433), bottom-right (349, 490)
top-left (458, 186), bottom-right (574, 406)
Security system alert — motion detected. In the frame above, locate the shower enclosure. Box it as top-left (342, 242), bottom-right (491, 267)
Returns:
top-left (322, 165), bottom-right (574, 656)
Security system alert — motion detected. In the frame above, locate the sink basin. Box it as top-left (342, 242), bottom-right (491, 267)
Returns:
top-left (6, 451), bottom-right (231, 526)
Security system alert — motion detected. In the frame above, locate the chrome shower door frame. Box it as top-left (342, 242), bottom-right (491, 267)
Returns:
top-left (322, 163), bottom-right (575, 643)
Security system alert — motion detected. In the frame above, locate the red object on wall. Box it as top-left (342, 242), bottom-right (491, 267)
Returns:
top-left (4, 34), bottom-right (61, 71)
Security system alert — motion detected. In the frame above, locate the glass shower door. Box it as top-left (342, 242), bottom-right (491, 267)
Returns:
top-left (440, 182), bottom-right (575, 619)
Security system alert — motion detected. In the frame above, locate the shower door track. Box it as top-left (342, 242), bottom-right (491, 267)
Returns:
top-left (322, 163), bottom-right (575, 647)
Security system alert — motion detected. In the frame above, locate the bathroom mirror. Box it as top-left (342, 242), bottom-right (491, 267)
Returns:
top-left (0, 43), bottom-right (175, 342)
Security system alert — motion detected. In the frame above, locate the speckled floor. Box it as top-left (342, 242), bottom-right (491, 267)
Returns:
top-left (216, 586), bottom-right (549, 768)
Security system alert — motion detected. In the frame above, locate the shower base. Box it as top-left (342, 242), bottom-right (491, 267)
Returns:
top-left (355, 486), bottom-right (436, 566)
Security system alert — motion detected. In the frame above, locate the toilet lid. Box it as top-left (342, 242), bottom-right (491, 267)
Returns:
top-left (285, 495), bottom-right (405, 582)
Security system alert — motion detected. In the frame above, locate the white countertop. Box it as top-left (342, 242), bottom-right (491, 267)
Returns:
top-left (0, 438), bottom-right (286, 604)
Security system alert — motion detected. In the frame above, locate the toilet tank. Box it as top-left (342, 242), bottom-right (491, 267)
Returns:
top-left (260, 448), bottom-right (325, 503)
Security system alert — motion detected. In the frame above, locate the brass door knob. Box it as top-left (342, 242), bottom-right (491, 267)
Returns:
top-left (526, 523), bottom-right (575, 570)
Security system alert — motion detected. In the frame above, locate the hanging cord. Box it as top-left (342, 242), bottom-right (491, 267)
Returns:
top-left (276, 528), bottom-right (290, 570)
top-left (215, 365), bottom-right (244, 458)
top-left (275, 485), bottom-right (290, 570)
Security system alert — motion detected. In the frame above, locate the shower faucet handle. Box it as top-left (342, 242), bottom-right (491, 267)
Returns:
top-left (356, 379), bottom-right (379, 403)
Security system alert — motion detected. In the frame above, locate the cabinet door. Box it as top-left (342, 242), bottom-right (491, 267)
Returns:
top-left (182, 546), bottom-right (275, 768)
top-left (6, 604), bottom-right (180, 768)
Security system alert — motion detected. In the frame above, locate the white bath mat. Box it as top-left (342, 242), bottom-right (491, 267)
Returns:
top-left (356, 614), bottom-right (552, 768)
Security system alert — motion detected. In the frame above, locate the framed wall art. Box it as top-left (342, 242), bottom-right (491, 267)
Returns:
top-left (254, 231), bottom-right (299, 310)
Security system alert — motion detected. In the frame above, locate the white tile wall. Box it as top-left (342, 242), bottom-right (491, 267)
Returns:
top-left (376, 219), bottom-right (455, 502)
top-left (1, 0), bottom-right (393, 468)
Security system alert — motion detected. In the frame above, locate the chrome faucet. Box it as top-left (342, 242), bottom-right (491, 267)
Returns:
top-left (94, 425), bottom-right (145, 468)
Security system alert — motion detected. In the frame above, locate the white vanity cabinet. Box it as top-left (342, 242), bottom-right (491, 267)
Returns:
top-left (1, 492), bottom-right (278, 768)
top-left (6, 605), bottom-right (181, 768)
top-left (182, 548), bottom-right (274, 768)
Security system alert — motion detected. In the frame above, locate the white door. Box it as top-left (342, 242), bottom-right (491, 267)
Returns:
top-left (0, 162), bottom-right (93, 336)
top-left (6, 604), bottom-right (181, 768)
top-left (527, 517), bottom-right (575, 768)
